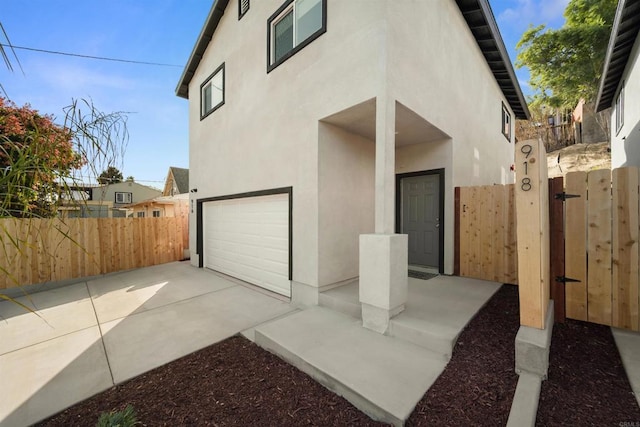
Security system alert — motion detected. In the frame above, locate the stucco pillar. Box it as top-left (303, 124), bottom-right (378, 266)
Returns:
top-left (359, 96), bottom-right (408, 334)
top-left (375, 96), bottom-right (396, 234)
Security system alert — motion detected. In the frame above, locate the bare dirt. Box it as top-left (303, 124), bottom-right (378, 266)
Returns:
top-left (547, 141), bottom-right (611, 178)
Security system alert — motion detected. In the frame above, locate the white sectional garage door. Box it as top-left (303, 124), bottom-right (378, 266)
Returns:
top-left (203, 193), bottom-right (290, 297)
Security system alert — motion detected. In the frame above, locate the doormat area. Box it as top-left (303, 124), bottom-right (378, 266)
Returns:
top-left (408, 270), bottom-right (437, 280)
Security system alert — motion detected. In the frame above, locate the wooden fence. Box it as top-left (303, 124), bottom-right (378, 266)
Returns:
top-left (456, 167), bottom-right (640, 332)
top-left (456, 184), bottom-right (518, 285)
top-left (0, 217), bottom-right (188, 289)
top-left (565, 168), bottom-right (639, 331)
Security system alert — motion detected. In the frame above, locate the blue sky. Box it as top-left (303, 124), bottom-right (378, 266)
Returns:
top-left (1, 0), bottom-right (568, 188)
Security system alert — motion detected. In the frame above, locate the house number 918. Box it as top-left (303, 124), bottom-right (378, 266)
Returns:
top-left (521, 144), bottom-right (533, 191)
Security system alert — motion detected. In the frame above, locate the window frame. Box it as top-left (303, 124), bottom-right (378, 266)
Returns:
top-left (152, 210), bottom-right (161, 218)
top-left (267, 0), bottom-right (327, 73)
top-left (238, 0), bottom-right (250, 20)
top-left (137, 212), bottom-right (145, 218)
top-left (501, 103), bottom-right (512, 142)
top-left (200, 63), bottom-right (225, 120)
top-left (615, 81), bottom-right (624, 135)
top-left (115, 192), bottom-right (132, 204)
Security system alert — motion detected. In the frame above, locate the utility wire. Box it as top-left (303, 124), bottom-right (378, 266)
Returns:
top-left (0, 43), bottom-right (183, 68)
top-left (0, 22), bottom-right (24, 75)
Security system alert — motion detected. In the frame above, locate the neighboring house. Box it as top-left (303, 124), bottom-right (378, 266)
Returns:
top-left (163, 166), bottom-right (190, 196)
top-left (595, 0), bottom-right (640, 168)
top-left (128, 193), bottom-right (189, 218)
top-left (176, 0), bottom-right (529, 306)
top-left (59, 181), bottom-right (162, 218)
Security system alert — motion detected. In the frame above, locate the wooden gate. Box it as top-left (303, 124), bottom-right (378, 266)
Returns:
top-left (455, 184), bottom-right (518, 284)
top-left (564, 168), bottom-right (639, 331)
top-left (456, 166), bottom-right (640, 332)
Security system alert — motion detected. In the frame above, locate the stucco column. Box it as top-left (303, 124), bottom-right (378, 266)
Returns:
top-left (359, 96), bottom-right (408, 334)
top-left (375, 95), bottom-right (396, 234)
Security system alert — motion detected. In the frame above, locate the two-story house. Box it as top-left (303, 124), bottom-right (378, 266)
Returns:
top-left (177, 0), bottom-right (529, 329)
top-left (596, 0), bottom-right (640, 167)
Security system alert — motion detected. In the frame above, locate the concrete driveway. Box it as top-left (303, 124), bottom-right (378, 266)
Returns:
top-left (0, 262), bottom-right (296, 427)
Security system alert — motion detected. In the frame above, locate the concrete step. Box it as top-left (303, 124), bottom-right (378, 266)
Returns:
top-left (388, 315), bottom-right (457, 360)
top-left (254, 306), bottom-right (447, 426)
top-left (318, 282), bottom-right (361, 319)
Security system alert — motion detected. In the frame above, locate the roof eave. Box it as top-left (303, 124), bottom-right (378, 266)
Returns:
top-left (595, 0), bottom-right (640, 112)
top-left (175, 0), bottom-right (229, 99)
top-left (455, 0), bottom-right (531, 120)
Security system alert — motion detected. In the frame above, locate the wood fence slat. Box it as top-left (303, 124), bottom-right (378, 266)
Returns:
top-left (565, 171), bottom-right (588, 321)
top-left (505, 184), bottom-right (518, 284)
top-left (479, 186), bottom-right (494, 280)
top-left (549, 176), bottom-right (565, 322)
top-left (612, 167), bottom-right (639, 331)
top-left (492, 185), bottom-right (505, 283)
top-left (587, 169), bottom-right (613, 325)
top-left (458, 187), bottom-right (470, 277)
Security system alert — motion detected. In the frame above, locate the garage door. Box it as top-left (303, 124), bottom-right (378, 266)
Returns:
top-left (203, 193), bottom-right (290, 297)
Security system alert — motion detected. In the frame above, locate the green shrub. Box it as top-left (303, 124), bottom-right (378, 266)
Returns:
top-left (96, 405), bottom-right (138, 427)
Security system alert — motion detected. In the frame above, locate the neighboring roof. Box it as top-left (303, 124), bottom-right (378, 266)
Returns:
top-left (128, 193), bottom-right (189, 208)
top-left (176, 0), bottom-right (530, 120)
top-left (169, 167), bottom-right (190, 194)
top-left (455, 0), bottom-right (530, 119)
top-left (595, 0), bottom-right (640, 112)
top-left (176, 0), bottom-right (229, 99)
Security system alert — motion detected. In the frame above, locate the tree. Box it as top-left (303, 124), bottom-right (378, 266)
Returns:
top-left (125, 175), bottom-right (134, 182)
top-left (515, 0), bottom-right (617, 108)
top-left (98, 166), bottom-right (124, 185)
top-left (0, 97), bottom-right (84, 217)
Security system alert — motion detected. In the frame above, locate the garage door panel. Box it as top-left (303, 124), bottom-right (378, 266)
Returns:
top-left (203, 193), bottom-right (290, 297)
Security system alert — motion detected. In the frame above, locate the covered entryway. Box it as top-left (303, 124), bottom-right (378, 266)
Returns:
top-left (397, 170), bottom-right (444, 271)
top-left (200, 190), bottom-right (291, 297)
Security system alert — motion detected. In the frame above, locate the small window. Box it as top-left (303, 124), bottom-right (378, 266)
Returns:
top-left (267, 0), bottom-right (326, 71)
top-left (137, 212), bottom-right (145, 218)
top-left (152, 210), bottom-right (161, 218)
top-left (239, 0), bottom-right (249, 19)
top-left (115, 192), bottom-right (132, 204)
top-left (201, 63), bottom-right (225, 119)
top-left (615, 82), bottom-right (624, 134)
top-left (502, 103), bottom-right (511, 142)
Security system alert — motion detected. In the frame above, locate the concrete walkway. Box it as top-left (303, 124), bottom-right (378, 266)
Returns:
top-left (0, 262), bottom-right (295, 427)
top-left (612, 327), bottom-right (640, 408)
top-left (255, 276), bottom-right (503, 425)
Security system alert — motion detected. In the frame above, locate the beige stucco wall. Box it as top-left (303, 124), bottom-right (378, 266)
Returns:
top-left (612, 31), bottom-right (640, 168)
top-left (318, 123), bottom-right (375, 286)
top-left (187, 0), bottom-right (519, 287)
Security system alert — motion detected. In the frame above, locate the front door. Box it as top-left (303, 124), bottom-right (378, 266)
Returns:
top-left (401, 174), bottom-right (440, 268)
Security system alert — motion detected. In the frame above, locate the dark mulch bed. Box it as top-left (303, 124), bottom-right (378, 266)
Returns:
top-left (536, 319), bottom-right (640, 426)
top-left (37, 283), bottom-right (640, 426)
top-left (37, 336), bottom-right (387, 427)
top-left (407, 284), bottom-right (521, 426)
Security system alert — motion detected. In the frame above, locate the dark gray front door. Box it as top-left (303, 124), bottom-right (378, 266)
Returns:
top-left (401, 174), bottom-right (440, 267)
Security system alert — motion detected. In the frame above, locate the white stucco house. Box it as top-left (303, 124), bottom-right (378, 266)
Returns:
top-left (596, 0), bottom-right (640, 168)
top-left (177, 0), bottom-right (529, 331)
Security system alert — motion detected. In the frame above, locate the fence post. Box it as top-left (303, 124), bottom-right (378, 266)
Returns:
top-left (454, 187), bottom-right (460, 276)
top-left (515, 139), bottom-right (551, 329)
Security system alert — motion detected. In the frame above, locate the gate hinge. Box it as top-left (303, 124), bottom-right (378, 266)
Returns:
top-left (554, 192), bottom-right (580, 201)
top-left (555, 276), bottom-right (581, 284)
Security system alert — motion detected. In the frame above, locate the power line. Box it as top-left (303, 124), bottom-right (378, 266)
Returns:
top-left (0, 43), bottom-right (183, 68)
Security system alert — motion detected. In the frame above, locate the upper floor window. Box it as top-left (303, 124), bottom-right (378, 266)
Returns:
top-left (267, 0), bottom-right (326, 72)
top-left (201, 63), bottom-right (225, 119)
top-left (115, 192), bottom-right (132, 204)
top-left (615, 82), bottom-right (624, 134)
top-left (152, 210), bottom-right (161, 218)
top-left (239, 0), bottom-right (249, 19)
top-left (502, 103), bottom-right (511, 142)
